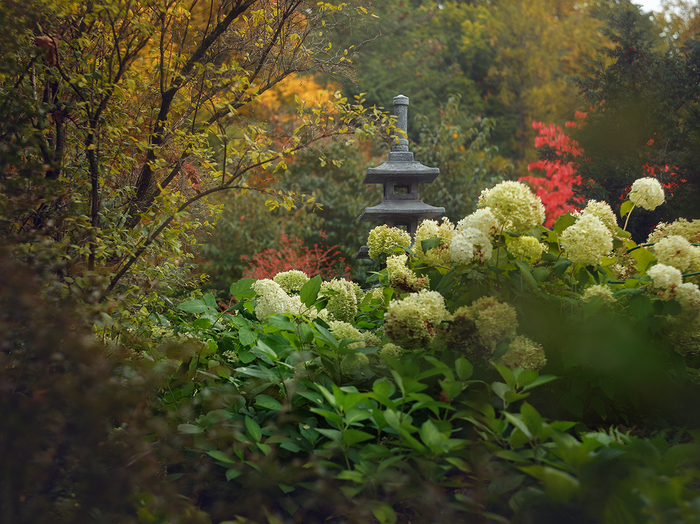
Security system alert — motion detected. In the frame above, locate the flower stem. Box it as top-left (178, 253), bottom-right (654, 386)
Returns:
top-left (623, 204), bottom-right (635, 231)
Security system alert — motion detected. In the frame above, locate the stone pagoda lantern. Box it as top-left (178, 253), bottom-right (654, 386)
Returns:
top-left (356, 95), bottom-right (445, 258)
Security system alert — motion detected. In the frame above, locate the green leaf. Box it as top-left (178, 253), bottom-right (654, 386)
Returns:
top-left (620, 200), bottom-right (635, 218)
top-left (230, 278), bottom-right (256, 300)
top-left (493, 364), bottom-right (516, 390)
top-left (316, 428), bottom-right (343, 443)
top-left (300, 275), bottom-right (322, 307)
top-left (419, 419), bottom-right (444, 449)
top-left (238, 326), bottom-right (257, 346)
top-left (521, 374), bottom-right (558, 391)
top-left (371, 501), bottom-right (397, 524)
top-left (255, 394), bottom-right (283, 410)
top-left (343, 429), bottom-right (374, 446)
top-left (421, 237), bottom-right (442, 252)
top-left (553, 258), bottom-right (572, 277)
top-left (455, 357), bottom-right (473, 380)
top-left (345, 406), bottom-right (372, 425)
top-left (515, 260), bottom-right (538, 290)
top-left (245, 417), bottom-right (262, 442)
top-left (628, 294), bottom-right (653, 320)
top-left (552, 213), bottom-right (576, 234)
top-left (268, 314), bottom-right (296, 331)
top-left (178, 423), bottom-right (203, 434)
top-left (177, 298), bottom-right (210, 314)
top-left (226, 468), bottom-right (242, 481)
top-left (504, 412), bottom-right (532, 439)
top-left (207, 450), bottom-right (235, 464)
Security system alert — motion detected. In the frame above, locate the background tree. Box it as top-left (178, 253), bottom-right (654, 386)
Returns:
top-left (0, 0), bottom-right (387, 313)
top-left (572, 4), bottom-right (700, 239)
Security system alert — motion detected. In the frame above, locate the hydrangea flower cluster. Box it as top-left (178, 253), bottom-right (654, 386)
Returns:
top-left (456, 208), bottom-right (500, 236)
top-left (449, 227), bottom-right (493, 265)
top-left (653, 235), bottom-right (696, 272)
top-left (386, 254), bottom-right (430, 293)
top-left (477, 180), bottom-right (545, 233)
top-left (582, 284), bottom-right (616, 304)
top-left (378, 343), bottom-right (403, 361)
top-left (341, 353), bottom-right (370, 374)
top-left (367, 224), bottom-right (412, 260)
top-left (413, 217), bottom-right (455, 266)
top-left (580, 200), bottom-right (618, 233)
top-left (463, 296), bottom-right (519, 351)
top-left (252, 279), bottom-right (292, 320)
top-left (560, 214), bottom-right (613, 266)
top-left (384, 290), bottom-right (450, 349)
top-left (328, 320), bottom-right (366, 349)
top-left (629, 177), bottom-right (665, 211)
top-left (647, 264), bottom-right (683, 289)
top-left (273, 270), bottom-right (309, 293)
top-left (648, 218), bottom-right (700, 244)
top-left (507, 235), bottom-right (546, 261)
top-left (494, 335), bottom-right (547, 371)
top-left (320, 278), bottom-right (359, 322)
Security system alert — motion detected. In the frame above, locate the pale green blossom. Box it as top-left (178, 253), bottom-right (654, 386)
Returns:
top-left (341, 352), bottom-right (370, 374)
top-left (582, 284), bottom-right (616, 304)
top-left (581, 200), bottom-right (618, 233)
top-left (273, 270), bottom-right (309, 292)
top-left (328, 320), bottom-right (365, 349)
top-left (384, 290), bottom-right (451, 349)
top-left (560, 214), bottom-right (613, 266)
top-left (464, 296), bottom-right (519, 350)
top-left (648, 218), bottom-right (700, 244)
top-left (629, 177), bottom-right (665, 211)
top-left (379, 343), bottom-right (403, 361)
top-left (387, 254), bottom-right (430, 293)
top-left (477, 181), bottom-right (545, 233)
top-left (494, 335), bottom-right (547, 371)
top-left (413, 218), bottom-right (455, 266)
top-left (507, 235), bottom-right (547, 260)
top-left (252, 279), bottom-right (291, 320)
top-left (320, 278), bottom-right (358, 322)
top-left (367, 224), bottom-right (412, 260)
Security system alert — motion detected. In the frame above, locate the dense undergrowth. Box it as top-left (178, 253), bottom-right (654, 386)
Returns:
top-left (4, 179), bottom-right (700, 523)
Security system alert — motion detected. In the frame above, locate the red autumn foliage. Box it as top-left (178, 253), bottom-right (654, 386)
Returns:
top-left (519, 115), bottom-right (586, 226)
top-left (241, 231), bottom-right (351, 281)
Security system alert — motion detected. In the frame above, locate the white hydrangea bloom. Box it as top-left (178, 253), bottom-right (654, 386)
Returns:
top-left (464, 296), bottom-right (519, 350)
top-left (629, 177), bottom-right (665, 211)
top-left (384, 289), bottom-right (451, 349)
top-left (647, 263), bottom-right (683, 289)
top-left (668, 282), bottom-right (700, 311)
top-left (320, 278), bottom-right (358, 322)
top-left (456, 208), bottom-right (500, 236)
top-left (386, 254), bottom-right (430, 293)
top-left (367, 224), bottom-right (412, 260)
top-left (450, 227), bottom-right (493, 265)
top-left (654, 235), bottom-right (694, 271)
top-left (581, 200), bottom-right (618, 233)
top-left (507, 235), bottom-right (547, 260)
top-left (582, 284), bottom-right (616, 303)
top-left (477, 181), bottom-right (545, 233)
top-left (560, 214), bottom-right (613, 266)
top-left (328, 320), bottom-right (365, 349)
top-left (341, 352), bottom-right (370, 374)
top-left (273, 270), bottom-right (309, 293)
top-left (494, 335), bottom-right (547, 371)
top-left (252, 279), bottom-right (291, 320)
top-left (413, 217), bottom-right (455, 266)
top-left (379, 343), bottom-right (403, 361)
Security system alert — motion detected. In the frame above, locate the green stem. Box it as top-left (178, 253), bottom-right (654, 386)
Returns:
top-left (623, 204), bottom-right (636, 231)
